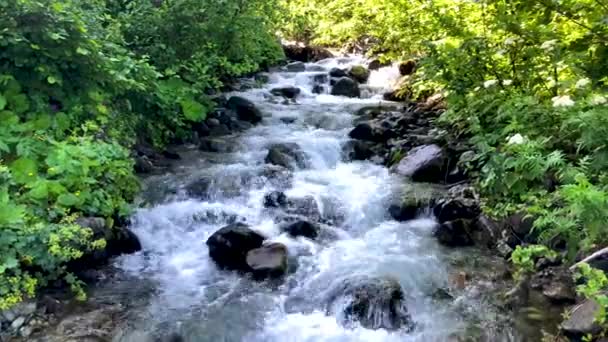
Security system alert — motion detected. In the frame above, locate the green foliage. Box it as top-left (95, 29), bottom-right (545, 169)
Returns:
top-left (0, 0), bottom-right (282, 308)
top-left (575, 263), bottom-right (608, 328)
top-left (510, 245), bottom-right (556, 278)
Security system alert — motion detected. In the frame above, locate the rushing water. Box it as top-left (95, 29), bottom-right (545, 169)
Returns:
top-left (93, 57), bottom-right (526, 342)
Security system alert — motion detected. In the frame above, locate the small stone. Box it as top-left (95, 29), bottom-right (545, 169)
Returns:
top-left (11, 316), bottom-right (26, 330)
top-left (20, 325), bottom-right (33, 337)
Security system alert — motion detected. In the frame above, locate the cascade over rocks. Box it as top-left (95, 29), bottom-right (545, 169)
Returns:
top-left (331, 77), bottom-right (360, 98)
top-left (327, 276), bottom-right (415, 331)
top-left (206, 223), bottom-right (265, 271)
top-left (265, 143), bottom-right (308, 170)
top-left (227, 96), bottom-right (263, 124)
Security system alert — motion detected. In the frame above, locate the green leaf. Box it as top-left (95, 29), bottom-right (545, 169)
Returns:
top-left (57, 193), bottom-right (80, 207)
top-left (10, 158), bottom-right (37, 184)
top-left (47, 76), bottom-right (58, 84)
top-left (180, 98), bottom-right (206, 121)
top-left (28, 181), bottom-right (49, 200)
top-left (76, 47), bottom-right (90, 55)
top-left (0, 94), bottom-right (6, 110)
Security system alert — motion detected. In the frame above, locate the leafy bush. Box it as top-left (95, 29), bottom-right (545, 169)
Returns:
top-left (279, 0), bottom-right (608, 264)
top-left (0, 0), bottom-right (283, 308)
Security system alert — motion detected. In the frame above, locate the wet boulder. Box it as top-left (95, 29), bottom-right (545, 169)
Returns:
top-left (327, 276), bottom-right (415, 331)
top-left (227, 96), bottom-right (263, 124)
top-left (392, 144), bottom-right (447, 183)
top-left (433, 185), bottom-right (481, 224)
top-left (283, 44), bottom-right (333, 62)
top-left (398, 60), bottom-right (417, 76)
top-left (246, 242), bottom-right (288, 279)
top-left (265, 143), bottom-right (308, 170)
top-left (389, 183), bottom-right (446, 222)
top-left (348, 65), bottom-right (370, 83)
top-left (286, 62), bottom-right (306, 72)
top-left (434, 219), bottom-right (475, 247)
top-left (348, 123), bottom-right (375, 141)
top-left (206, 223), bottom-right (265, 271)
top-left (331, 77), bottom-right (360, 98)
top-left (271, 86), bottom-right (301, 99)
top-left (368, 59), bottom-right (391, 70)
top-left (561, 299), bottom-right (602, 338)
top-left (312, 85), bottom-right (325, 94)
top-left (281, 220), bottom-right (319, 239)
top-left (342, 140), bottom-right (374, 161)
top-left (329, 67), bottom-right (347, 78)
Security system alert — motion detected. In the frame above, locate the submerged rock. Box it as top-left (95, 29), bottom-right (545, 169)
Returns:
top-left (246, 242), bottom-right (288, 279)
top-left (206, 223), bottom-right (265, 271)
top-left (331, 77), bottom-right (360, 98)
top-left (327, 276), bottom-right (415, 331)
top-left (227, 96), bottom-right (263, 124)
top-left (392, 144), bottom-right (446, 183)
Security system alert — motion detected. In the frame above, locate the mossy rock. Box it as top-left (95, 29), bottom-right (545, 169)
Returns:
top-left (348, 65), bottom-right (370, 83)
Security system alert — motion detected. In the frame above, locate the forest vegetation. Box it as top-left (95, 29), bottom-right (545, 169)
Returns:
top-left (2, 0), bottom-right (608, 337)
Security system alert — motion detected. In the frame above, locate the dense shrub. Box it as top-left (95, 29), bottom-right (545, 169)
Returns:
top-left (0, 0), bottom-right (282, 308)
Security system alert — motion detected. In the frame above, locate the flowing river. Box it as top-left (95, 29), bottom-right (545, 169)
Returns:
top-left (79, 57), bottom-right (534, 342)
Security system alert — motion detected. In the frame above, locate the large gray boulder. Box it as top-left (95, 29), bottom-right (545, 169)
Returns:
top-left (561, 299), bottom-right (602, 338)
top-left (392, 144), bottom-right (446, 183)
